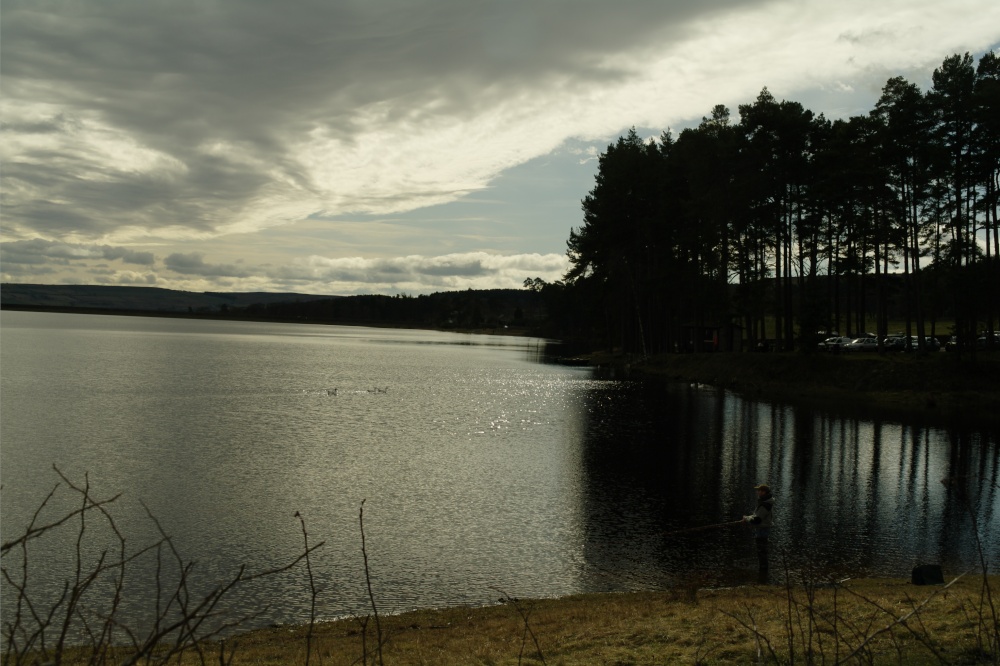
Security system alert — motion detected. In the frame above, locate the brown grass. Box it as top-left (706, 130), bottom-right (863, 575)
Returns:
top-left (46, 576), bottom-right (999, 665)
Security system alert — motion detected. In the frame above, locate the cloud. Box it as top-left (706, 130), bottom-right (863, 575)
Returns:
top-left (0, 238), bottom-right (155, 266)
top-left (278, 251), bottom-right (569, 292)
top-left (154, 249), bottom-right (567, 293)
top-left (5, 0), bottom-right (994, 242)
top-left (1, 0), bottom-right (997, 294)
top-left (571, 146), bottom-right (602, 166)
top-left (6, 0), bottom-right (699, 242)
top-left (163, 252), bottom-right (254, 278)
top-left (94, 271), bottom-right (158, 286)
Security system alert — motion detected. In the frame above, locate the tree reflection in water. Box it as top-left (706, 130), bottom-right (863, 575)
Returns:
top-left (576, 378), bottom-right (999, 588)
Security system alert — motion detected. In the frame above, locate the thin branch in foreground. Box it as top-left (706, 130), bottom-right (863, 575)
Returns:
top-left (837, 573), bottom-right (966, 664)
top-left (359, 499), bottom-right (385, 666)
top-left (491, 587), bottom-right (547, 666)
top-left (0, 478), bottom-right (122, 556)
top-left (3, 468), bottom-right (326, 666)
top-left (295, 510), bottom-right (319, 666)
top-left (720, 601), bottom-right (780, 665)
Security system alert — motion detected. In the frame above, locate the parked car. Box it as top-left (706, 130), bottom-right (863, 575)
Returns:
top-left (882, 335), bottom-right (907, 351)
top-left (945, 335), bottom-right (973, 352)
top-left (977, 332), bottom-right (1000, 349)
top-left (844, 337), bottom-right (879, 352)
top-left (903, 335), bottom-right (941, 352)
top-left (818, 336), bottom-right (853, 352)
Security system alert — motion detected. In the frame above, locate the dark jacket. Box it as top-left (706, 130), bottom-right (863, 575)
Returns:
top-left (744, 493), bottom-right (774, 536)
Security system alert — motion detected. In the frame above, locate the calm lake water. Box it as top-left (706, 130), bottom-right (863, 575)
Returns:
top-left (2, 310), bottom-right (998, 637)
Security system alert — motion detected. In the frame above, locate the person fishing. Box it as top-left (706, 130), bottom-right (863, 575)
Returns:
top-left (742, 483), bottom-right (774, 581)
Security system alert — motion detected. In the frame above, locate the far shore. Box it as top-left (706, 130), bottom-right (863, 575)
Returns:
top-left (621, 348), bottom-right (1000, 430)
top-left (0, 303), bottom-right (534, 335)
top-left (5, 304), bottom-right (999, 428)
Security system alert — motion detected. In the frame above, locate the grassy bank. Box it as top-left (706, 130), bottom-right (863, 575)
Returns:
top-left (51, 576), bottom-right (1000, 665)
top-left (613, 350), bottom-right (1000, 430)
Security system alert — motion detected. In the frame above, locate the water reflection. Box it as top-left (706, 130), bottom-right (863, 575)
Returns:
top-left (1, 312), bottom-right (997, 640)
top-left (575, 379), bottom-right (1000, 588)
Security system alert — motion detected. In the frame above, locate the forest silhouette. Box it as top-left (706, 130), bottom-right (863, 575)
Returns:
top-left (532, 51), bottom-right (999, 356)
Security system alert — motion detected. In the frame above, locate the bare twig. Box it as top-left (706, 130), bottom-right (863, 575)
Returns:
top-left (781, 555), bottom-right (794, 664)
top-left (837, 573), bottom-right (965, 664)
top-left (0, 478), bottom-right (122, 556)
top-left (491, 587), bottom-right (547, 666)
top-left (3, 468), bottom-right (325, 666)
top-left (295, 511), bottom-right (318, 666)
top-left (943, 475), bottom-right (999, 660)
top-left (359, 499), bottom-right (384, 666)
top-left (720, 602), bottom-right (780, 664)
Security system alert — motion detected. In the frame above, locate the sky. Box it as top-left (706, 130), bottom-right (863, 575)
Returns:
top-left (2, 0), bottom-right (998, 296)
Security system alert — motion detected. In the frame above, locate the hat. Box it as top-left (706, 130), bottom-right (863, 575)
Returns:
top-left (753, 483), bottom-right (770, 492)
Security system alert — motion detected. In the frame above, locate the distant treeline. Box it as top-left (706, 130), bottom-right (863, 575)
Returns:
top-left (531, 51), bottom-right (999, 355)
top-left (0, 283), bottom-right (549, 334)
top-left (0, 284), bottom-right (324, 313)
top-left (236, 289), bottom-right (545, 331)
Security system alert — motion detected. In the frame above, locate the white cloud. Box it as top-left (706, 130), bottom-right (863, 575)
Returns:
top-left (1, 0), bottom-right (997, 294)
top-left (279, 251), bottom-right (569, 293)
top-left (94, 271), bottom-right (158, 286)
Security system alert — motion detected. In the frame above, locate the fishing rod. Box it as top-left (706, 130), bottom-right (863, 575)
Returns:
top-left (663, 519), bottom-right (744, 536)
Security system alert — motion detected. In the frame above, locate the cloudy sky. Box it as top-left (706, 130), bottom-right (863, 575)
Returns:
top-left (2, 0), bottom-right (998, 296)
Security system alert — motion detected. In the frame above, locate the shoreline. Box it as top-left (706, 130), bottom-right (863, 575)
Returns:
top-left (595, 349), bottom-right (1000, 430)
top-left (53, 575), bottom-right (998, 664)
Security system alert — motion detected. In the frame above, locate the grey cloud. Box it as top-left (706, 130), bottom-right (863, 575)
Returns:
top-left (103, 247), bottom-right (156, 265)
top-left (3, 0), bottom-right (659, 132)
top-left (0, 238), bottom-right (157, 266)
top-left (0, 263), bottom-right (59, 277)
top-left (837, 27), bottom-right (897, 45)
top-left (416, 259), bottom-right (488, 277)
top-left (164, 253), bottom-right (208, 270)
top-left (164, 252), bottom-right (254, 277)
top-left (4, 245), bottom-right (567, 293)
top-left (0, 0), bottom-right (747, 240)
top-left (2, 194), bottom-right (104, 237)
top-left (0, 243), bottom-right (54, 265)
top-left (94, 271), bottom-right (158, 286)
top-left (381, 264), bottom-right (407, 275)
top-left (2, 122), bottom-right (270, 237)
top-left (0, 113), bottom-right (82, 134)
top-left (273, 252), bottom-right (565, 290)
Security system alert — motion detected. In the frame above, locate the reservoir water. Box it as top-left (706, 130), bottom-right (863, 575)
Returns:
top-left (1, 310), bottom-right (998, 637)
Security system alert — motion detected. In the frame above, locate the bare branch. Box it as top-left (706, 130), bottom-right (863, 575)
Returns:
top-left (838, 573), bottom-right (966, 663)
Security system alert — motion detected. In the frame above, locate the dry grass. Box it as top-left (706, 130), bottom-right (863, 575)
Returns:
top-left (46, 576), bottom-right (998, 665)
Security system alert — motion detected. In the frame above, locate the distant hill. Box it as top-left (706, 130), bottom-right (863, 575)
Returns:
top-left (0, 283), bottom-right (333, 313)
top-left (0, 283), bottom-right (548, 334)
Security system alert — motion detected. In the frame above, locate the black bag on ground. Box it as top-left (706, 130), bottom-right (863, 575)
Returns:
top-left (911, 564), bottom-right (944, 585)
